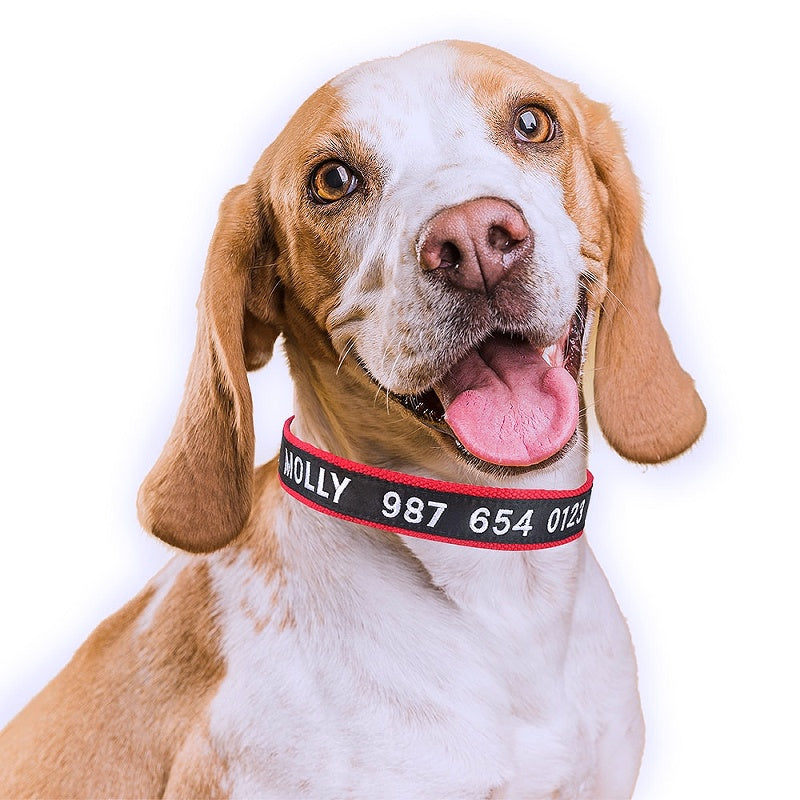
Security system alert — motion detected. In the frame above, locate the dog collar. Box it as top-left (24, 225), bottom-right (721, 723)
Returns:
top-left (278, 418), bottom-right (592, 550)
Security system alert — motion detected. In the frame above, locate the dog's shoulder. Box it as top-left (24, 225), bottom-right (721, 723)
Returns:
top-left (0, 556), bottom-right (225, 797)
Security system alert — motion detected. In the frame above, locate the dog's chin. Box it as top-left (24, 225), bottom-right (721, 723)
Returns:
top-left (390, 292), bottom-right (588, 475)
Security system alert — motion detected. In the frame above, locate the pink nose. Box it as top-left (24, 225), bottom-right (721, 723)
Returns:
top-left (417, 198), bottom-right (533, 294)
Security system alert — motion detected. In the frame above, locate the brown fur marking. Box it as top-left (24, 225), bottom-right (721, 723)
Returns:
top-left (0, 562), bottom-right (227, 798)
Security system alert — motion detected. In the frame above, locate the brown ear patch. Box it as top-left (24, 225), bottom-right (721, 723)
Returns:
top-left (579, 96), bottom-right (706, 463)
top-left (136, 329), bottom-right (255, 552)
top-left (138, 183), bottom-right (279, 551)
top-left (593, 240), bottom-right (707, 463)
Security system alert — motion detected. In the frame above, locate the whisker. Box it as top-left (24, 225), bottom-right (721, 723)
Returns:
top-left (337, 340), bottom-right (355, 375)
top-left (581, 270), bottom-right (632, 322)
top-left (600, 286), bottom-right (630, 317)
top-left (370, 380), bottom-right (394, 416)
top-left (382, 351), bottom-right (405, 413)
top-left (266, 279), bottom-right (284, 307)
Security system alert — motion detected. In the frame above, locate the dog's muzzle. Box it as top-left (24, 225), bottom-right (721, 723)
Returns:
top-left (389, 199), bottom-right (590, 469)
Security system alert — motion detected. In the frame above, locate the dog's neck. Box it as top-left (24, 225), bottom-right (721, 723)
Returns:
top-left (276, 365), bottom-right (589, 612)
top-left (269, 336), bottom-right (591, 611)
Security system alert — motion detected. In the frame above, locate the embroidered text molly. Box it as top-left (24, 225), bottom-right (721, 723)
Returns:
top-left (283, 448), bottom-right (351, 504)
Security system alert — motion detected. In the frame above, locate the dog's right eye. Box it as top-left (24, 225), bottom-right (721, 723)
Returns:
top-left (310, 161), bottom-right (359, 204)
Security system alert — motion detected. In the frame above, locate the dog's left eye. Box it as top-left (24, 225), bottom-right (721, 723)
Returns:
top-left (514, 105), bottom-right (556, 143)
top-left (310, 161), bottom-right (359, 204)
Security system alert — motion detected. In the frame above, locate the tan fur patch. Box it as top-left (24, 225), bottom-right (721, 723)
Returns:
top-left (0, 562), bottom-right (227, 798)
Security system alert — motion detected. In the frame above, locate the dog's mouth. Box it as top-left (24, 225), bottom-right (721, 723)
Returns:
top-left (395, 293), bottom-right (588, 469)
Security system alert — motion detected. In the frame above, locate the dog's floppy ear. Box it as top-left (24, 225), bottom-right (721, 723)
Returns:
top-left (137, 181), bottom-right (281, 552)
top-left (581, 98), bottom-right (706, 463)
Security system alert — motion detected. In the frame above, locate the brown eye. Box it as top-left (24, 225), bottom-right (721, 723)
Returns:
top-left (514, 106), bottom-right (556, 143)
top-left (310, 161), bottom-right (358, 203)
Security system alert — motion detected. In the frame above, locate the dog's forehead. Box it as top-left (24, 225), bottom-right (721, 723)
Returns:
top-left (331, 43), bottom-right (466, 145)
top-left (322, 42), bottom-right (581, 190)
top-left (329, 42), bottom-right (547, 162)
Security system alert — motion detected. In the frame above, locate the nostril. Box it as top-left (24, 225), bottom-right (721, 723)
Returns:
top-left (487, 225), bottom-right (520, 253)
top-left (439, 241), bottom-right (461, 270)
top-left (418, 198), bottom-right (533, 294)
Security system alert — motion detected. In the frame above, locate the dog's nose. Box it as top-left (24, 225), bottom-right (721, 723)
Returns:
top-left (417, 198), bottom-right (533, 294)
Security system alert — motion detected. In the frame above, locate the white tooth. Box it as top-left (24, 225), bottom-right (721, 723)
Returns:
top-left (542, 345), bottom-right (554, 367)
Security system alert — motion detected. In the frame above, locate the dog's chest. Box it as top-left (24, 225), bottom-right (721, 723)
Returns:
top-left (198, 536), bottom-right (617, 798)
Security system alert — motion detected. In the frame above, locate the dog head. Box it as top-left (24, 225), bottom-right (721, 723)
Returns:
top-left (138, 41), bottom-right (706, 552)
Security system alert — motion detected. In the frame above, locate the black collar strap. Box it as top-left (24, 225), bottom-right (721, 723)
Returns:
top-left (278, 417), bottom-right (592, 551)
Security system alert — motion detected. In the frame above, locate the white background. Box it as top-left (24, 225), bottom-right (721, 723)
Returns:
top-left (0, 1), bottom-right (796, 797)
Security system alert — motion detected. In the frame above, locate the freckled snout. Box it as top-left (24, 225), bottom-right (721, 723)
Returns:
top-left (417, 198), bottom-right (533, 294)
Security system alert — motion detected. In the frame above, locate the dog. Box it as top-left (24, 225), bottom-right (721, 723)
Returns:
top-left (0, 41), bottom-right (705, 798)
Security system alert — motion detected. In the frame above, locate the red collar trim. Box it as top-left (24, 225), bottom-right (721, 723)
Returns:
top-left (278, 417), bottom-right (592, 550)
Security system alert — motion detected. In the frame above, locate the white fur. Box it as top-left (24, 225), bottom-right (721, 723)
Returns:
top-left (192, 43), bottom-right (644, 798)
top-left (203, 495), bottom-right (642, 798)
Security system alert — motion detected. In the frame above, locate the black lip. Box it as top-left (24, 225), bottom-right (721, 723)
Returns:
top-left (395, 389), bottom-right (447, 429)
top-left (565, 291), bottom-right (588, 380)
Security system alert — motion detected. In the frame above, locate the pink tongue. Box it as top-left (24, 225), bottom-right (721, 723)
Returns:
top-left (434, 337), bottom-right (578, 466)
